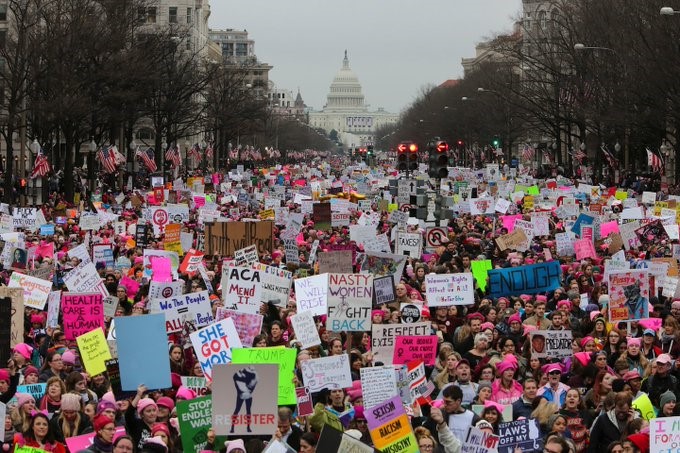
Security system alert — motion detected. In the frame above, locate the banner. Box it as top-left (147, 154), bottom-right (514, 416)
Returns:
top-left (393, 335), bottom-right (438, 365)
top-left (215, 308), bottom-right (263, 348)
top-left (372, 322), bottom-right (431, 365)
top-left (529, 330), bottom-right (573, 360)
top-left (222, 265), bottom-right (262, 314)
top-left (211, 364), bottom-right (278, 436)
top-left (8, 272), bottom-right (51, 310)
top-left (190, 318), bottom-right (242, 381)
top-left (608, 270), bottom-right (650, 323)
top-left (488, 261), bottom-right (562, 298)
top-left (76, 328), bottom-right (111, 376)
top-left (300, 354), bottom-right (353, 393)
top-left (365, 396), bottom-right (418, 453)
top-left (252, 263), bottom-right (292, 307)
top-left (116, 314), bottom-right (171, 391)
top-left (205, 220), bottom-right (273, 257)
top-left (290, 310), bottom-right (321, 349)
top-left (231, 347), bottom-right (296, 405)
top-left (497, 419), bottom-right (543, 453)
top-left (16, 383), bottom-right (46, 402)
top-left (61, 293), bottom-right (104, 340)
top-left (318, 250), bottom-right (353, 274)
top-left (360, 366), bottom-right (398, 410)
top-left (327, 273), bottom-right (373, 331)
top-left (294, 274), bottom-right (328, 316)
top-left (425, 273), bottom-right (474, 306)
top-left (177, 396), bottom-right (226, 453)
top-left (146, 291), bottom-right (213, 334)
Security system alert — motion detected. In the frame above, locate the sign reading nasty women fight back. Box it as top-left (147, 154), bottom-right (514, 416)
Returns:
top-left (327, 274), bottom-right (373, 332)
top-left (488, 261), bottom-right (562, 298)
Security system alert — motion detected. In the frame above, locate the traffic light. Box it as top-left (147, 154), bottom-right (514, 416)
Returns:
top-left (367, 145), bottom-right (373, 156)
top-left (492, 136), bottom-right (500, 148)
top-left (408, 142), bottom-right (419, 171)
top-left (397, 142), bottom-right (418, 172)
top-left (428, 141), bottom-right (449, 179)
top-left (397, 143), bottom-right (408, 171)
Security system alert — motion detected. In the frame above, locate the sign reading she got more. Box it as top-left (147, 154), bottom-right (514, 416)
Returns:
top-left (190, 318), bottom-right (242, 382)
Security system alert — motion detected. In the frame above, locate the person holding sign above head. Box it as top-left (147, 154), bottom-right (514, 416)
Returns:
top-left (127, 387), bottom-right (159, 450)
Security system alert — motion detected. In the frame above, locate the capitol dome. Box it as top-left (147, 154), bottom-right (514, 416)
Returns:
top-left (325, 50), bottom-right (367, 112)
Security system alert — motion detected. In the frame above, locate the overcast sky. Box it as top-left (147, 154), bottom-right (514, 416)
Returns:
top-left (209, 0), bottom-right (522, 115)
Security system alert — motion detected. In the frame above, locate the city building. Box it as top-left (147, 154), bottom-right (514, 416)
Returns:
top-left (308, 51), bottom-right (398, 148)
top-left (268, 84), bottom-right (307, 119)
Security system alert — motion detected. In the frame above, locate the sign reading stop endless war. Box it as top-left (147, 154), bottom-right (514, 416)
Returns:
top-left (205, 221), bottom-right (273, 257)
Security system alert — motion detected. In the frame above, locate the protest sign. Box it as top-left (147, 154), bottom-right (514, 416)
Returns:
top-left (190, 318), bottom-right (242, 382)
top-left (496, 229), bottom-right (528, 252)
top-left (497, 419), bottom-right (543, 453)
top-left (360, 366), bottom-right (398, 410)
top-left (211, 363), bottom-right (278, 436)
top-left (300, 354), bottom-right (353, 393)
top-left (295, 387), bottom-right (314, 417)
top-left (12, 207), bottom-right (37, 229)
top-left (283, 239), bottom-right (300, 265)
top-left (327, 273), bottom-right (373, 332)
top-left (177, 396), bottom-right (226, 453)
top-left (63, 261), bottom-right (109, 297)
top-left (365, 396), bottom-right (418, 453)
top-left (400, 303), bottom-right (422, 323)
top-left (529, 330), bottom-right (573, 359)
top-left (462, 426), bottom-right (500, 453)
top-left (163, 223), bottom-right (183, 256)
top-left (105, 359), bottom-right (136, 401)
top-left (374, 275), bottom-right (395, 305)
top-left (471, 260), bottom-right (493, 293)
top-left (488, 261), bottom-right (562, 298)
top-left (146, 291), bottom-right (213, 334)
top-left (101, 295), bottom-right (118, 319)
top-left (372, 322), bottom-right (431, 365)
top-left (76, 328), bottom-right (111, 376)
top-left (393, 335), bottom-right (437, 365)
top-left (148, 280), bottom-right (184, 302)
top-left (252, 263), bottom-right (292, 307)
top-left (312, 203), bottom-right (331, 231)
top-left (16, 383), bottom-right (46, 402)
top-left (405, 360), bottom-right (435, 402)
top-left (294, 274), bottom-right (328, 316)
top-left (205, 220), bottom-right (273, 257)
top-left (317, 425), bottom-right (373, 453)
top-left (650, 415), bottom-right (680, 453)
top-left (234, 244), bottom-right (259, 266)
top-left (232, 347), bottom-right (296, 405)
top-left (574, 238), bottom-right (596, 261)
top-left (8, 272), bottom-right (51, 310)
top-left (331, 211), bottom-right (350, 227)
top-left (425, 273), bottom-right (474, 306)
top-left (395, 232), bottom-right (422, 258)
top-left (61, 293), bottom-right (104, 341)
top-left (317, 250), bottom-right (353, 274)
top-left (0, 287), bottom-right (24, 349)
top-left (214, 308), bottom-right (263, 348)
top-left (64, 427), bottom-right (126, 453)
top-left (222, 265), bottom-right (262, 314)
top-left (290, 310), bottom-right (321, 349)
top-left (92, 244), bottom-right (114, 268)
top-left (608, 270), bottom-right (650, 323)
top-left (633, 394), bottom-right (656, 421)
top-left (180, 376), bottom-right (209, 397)
top-left (0, 297), bottom-right (10, 368)
top-left (116, 314), bottom-right (171, 391)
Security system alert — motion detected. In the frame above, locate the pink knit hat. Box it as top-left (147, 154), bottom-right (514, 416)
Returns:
top-left (175, 386), bottom-right (196, 401)
top-left (16, 393), bottom-right (35, 408)
top-left (136, 397), bottom-right (158, 416)
top-left (13, 343), bottom-right (33, 360)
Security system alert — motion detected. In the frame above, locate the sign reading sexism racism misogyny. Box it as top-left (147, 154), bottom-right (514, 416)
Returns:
top-left (365, 396), bottom-right (419, 453)
top-left (327, 273), bottom-right (373, 331)
top-left (488, 261), bottom-right (562, 297)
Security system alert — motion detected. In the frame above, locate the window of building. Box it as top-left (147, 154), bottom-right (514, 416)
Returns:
top-left (169, 7), bottom-right (177, 23)
top-left (186, 7), bottom-right (192, 24)
top-left (138, 7), bottom-right (156, 24)
top-left (0, 4), bottom-right (7, 21)
top-left (0, 31), bottom-right (6, 49)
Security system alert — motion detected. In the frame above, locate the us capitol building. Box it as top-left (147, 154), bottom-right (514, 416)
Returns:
top-left (308, 51), bottom-right (398, 149)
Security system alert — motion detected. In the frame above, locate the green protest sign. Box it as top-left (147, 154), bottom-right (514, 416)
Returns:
top-left (177, 395), bottom-right (226, 453)
top-left (471, 260), bottom-right (492, 292)
top-left (231, 347), bottom-right (297, 405)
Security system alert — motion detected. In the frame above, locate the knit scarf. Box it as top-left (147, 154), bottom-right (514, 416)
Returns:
top-left (40, 394), bottom-right (61, 412)
top-left (661, 332), bottom-right (675, 345)
top-left (91, 435), bottom-right (113, 453)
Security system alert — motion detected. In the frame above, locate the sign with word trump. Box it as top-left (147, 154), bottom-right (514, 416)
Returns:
top-left (327, 273), bottom-right (373, 332)
top-left (190, 318), bottom-right (242, 382)
top-left (425, 273), bottom-right (474, 306)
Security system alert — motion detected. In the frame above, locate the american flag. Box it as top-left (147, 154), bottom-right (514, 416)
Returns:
top-left (205, 142), bottom-right (213, 160)
top-left (570, 147), bottom-right (587, 163)
top-left (30, 149), bottom-right (51, 179)
top-left (647, 147), bottom-right (664, 172)
top-left (522, 144), bottom-right (535, 161)
top-left (165, 144), bottom-right (181, 168)
top-left (601, 145), bottom-right (619, 168)
top-left (188, 143), bottom-right (201, 161)
top-left (136, 147), bottom-right (157, 172)
top-left (111, 145), bottom-right (126, 166)
top-left (98, 146), bottom-right (118, 174)
top-left (542, 148), bottom-right (555, 164)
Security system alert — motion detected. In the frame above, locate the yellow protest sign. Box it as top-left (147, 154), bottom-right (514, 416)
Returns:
top-left (76, 328), bottom-right (112, 376)
top-left (388, 203), bottom-right (398, 213)
top-left (615, 190), bottom-right (628, 200)
top-left (164, 223), bottom-right (183, 256)
top-left (260, 209), bottom-right (275, 219)
top-left (632, 393), bottom-right (655, 420)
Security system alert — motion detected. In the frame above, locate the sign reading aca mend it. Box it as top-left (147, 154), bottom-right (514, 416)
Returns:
top-left (488, 261), bottom-right (562, 298)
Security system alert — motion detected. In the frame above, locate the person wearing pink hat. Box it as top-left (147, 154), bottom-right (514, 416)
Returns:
top-left (128, 388), bottom-right (159, 450)
top-left (641, 353), bottom-right (677, 409)
top-left (538, 363), bottom-right (570, 406)
top-left (490, 357), bottom-right (523, 405)
top-left (623, 337), bottom-right (647, 377)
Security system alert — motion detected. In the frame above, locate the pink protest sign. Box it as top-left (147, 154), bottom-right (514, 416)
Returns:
top-left (61, 293), bottom-right (105, 340)
top-left (392, 335), bottom-right (438, 365)
top-left (120, 275), bottom-right (140, 298)
top-left (151, 256), bottom-right (173, 282)
top-left (574, 238), bottom-right (596, 261)
top-left (501, 215), bottom-right (523, 232)
top-left (600, 221), bottom-right (620, 238)
top-left (65, 426), bottom-right (126, 453)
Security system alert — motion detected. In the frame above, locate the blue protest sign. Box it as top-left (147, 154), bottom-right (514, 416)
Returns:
top-left (571, 213), bottom-right (594, 237)
top-left (497, 419), bottom-right (543, 453)
top-left (40, 224), bottom-right (55, 236)
top-left (116, 314), bottom-right (171, 391)
top-left (17, 383), bottom-right (47, 401)
top-left (488, 261), bottom-right (562, 298)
